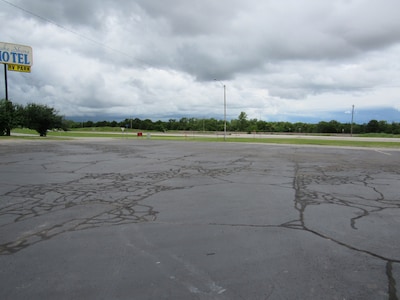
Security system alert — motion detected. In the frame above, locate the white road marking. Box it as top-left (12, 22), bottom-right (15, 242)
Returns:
top-left (374, 149), bottom-right (392, 156)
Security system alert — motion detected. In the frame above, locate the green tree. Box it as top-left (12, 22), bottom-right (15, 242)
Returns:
top-left (391, 122), bottom-right (400, 134)
top-left (153, 120), bottom-right (165, 132)
top-left (366, 120), bottom-right (379, 133)
top-left (316, 120), bottom-right (340, 133)
top-left (378, 120), bottom-right (389, 133)
top-left (178, 117), bottom-right (189, 130)
top-left (237, 112), bottom-right (248, 131)
top-left (206, 118), bottom-right (219, 131)
top-left (95, 120), bottom-right (110, 127)
top-left (141, 119), bottom-right (154, 130)
top-left (62, 119), bottom-right (80, 129)
top-left (0, 99), bottom-right (23, 136)
top-left (247, 118), bottom-right (258, 133)
top-left (166, 119), bottom-right (177, 131)
top-left (130, 118), bottom-right (141, 129)
top-left (23, 103), bottom-right (62, 136)
top-left (274, 122), bottom-right (293, 132)
top-left (84, 120), bottom-right (94, 128)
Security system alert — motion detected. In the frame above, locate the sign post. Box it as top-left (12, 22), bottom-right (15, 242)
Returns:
top-left (1, 42), bottom-right (33, 135)
top-left (4, 64), bottom-right (8, 101)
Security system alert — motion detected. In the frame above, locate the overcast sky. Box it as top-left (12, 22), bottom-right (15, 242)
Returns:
top-left (1, 0), bottom-right (400, 123)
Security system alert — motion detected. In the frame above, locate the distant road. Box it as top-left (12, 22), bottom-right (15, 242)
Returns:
top-left (151, 131), bottom-right (400, 143)
top-left (10, 130), bottom-right (400, 143)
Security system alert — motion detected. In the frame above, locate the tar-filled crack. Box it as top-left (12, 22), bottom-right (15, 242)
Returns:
top-left (387, 261), bottom-right (399, 300)
top-left (1, 144), bottom-right (399, 299)
top-left (0, 153), bottom-right (251, 256)
top-left (0, 171), bottom-right (180, 255)
top-left (291, 161), bottom-right (399, 300)
top-left (209, 159), bottom-right (399, 299)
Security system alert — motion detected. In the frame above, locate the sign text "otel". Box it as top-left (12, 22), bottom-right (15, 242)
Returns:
top-left (0, 42), bottom-right (33, 66)
top-left (0, 51), bottom-right (31, 65)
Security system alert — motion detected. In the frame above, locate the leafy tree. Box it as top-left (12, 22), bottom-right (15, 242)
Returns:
top-left (164, 119), bottom-right (176, 131)
top-left (353, 123), bottom-right (365, 134)
top-left (366, 120), bottom-right (379, 133)
top-left (274, 122), bottom-right (292, 132)
top-left (247, 118), bottom-right (258, 133)
top-left (130, 118), bottom-right (141, 129)
top-left (206, 118), bottom-right (219, 131)
top-left (237, 111), bottom-right (248, 131)
top-left (141, 119), bottom-right (154, 130)
top-left (256, 120), bottom-right (270, 132)
top-left (316, 120), bottom-right (341, 133)
top-left (57, 109), bottom-right (400, 135)
top-left (0, 99), bottom-right (23, 136)
top-left (23, 103), bottom-right (62, 136)
top-left (153, 120), bottom-right (165, 132)
top-left (178, 117), bottom-right (189, 130)
top-left (0, 99), bottom-right (13, 136)
top-left (391, 122), bottom-right (400, 134)
top-left (84, 120), bottom-right (94, 128)
top-left (95, 120), bottom-right (108, 127)
top-left (62, 119), bottom-right (80, 129)
top-left (378, 120), bottom-right (389, 133)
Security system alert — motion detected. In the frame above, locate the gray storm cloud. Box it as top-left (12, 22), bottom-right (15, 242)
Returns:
top-left (1, 0), bottom-right (400, 121)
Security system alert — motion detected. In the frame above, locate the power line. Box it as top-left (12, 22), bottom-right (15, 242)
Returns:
top-left (0, 0), bottom-right (143, 65)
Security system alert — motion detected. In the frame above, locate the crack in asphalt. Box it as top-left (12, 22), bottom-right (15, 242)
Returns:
top-left (0, 142), bottom-right (399, 299)
top-left (198, 153), bottom-right (400, 299)
top-left (290, 159), bottom-right (399, 300)
top-left (0, 168), bottom-right (197, 254)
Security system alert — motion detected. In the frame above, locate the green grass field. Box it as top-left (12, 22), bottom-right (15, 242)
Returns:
top-left (5, 128), bottom-right (400, 148)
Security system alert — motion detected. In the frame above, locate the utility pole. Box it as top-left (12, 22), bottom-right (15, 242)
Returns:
top-left (351, 105), bottom-right (354, 137)
top-left (223, 84), bottom-right (226, 141)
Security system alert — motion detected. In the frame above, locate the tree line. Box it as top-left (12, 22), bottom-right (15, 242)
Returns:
top-left (0, 99), bottom-right (63, 136)
top-left (68, 111), bottom-right (400, 135)
top-left (2, 99), bottom-right (399, 136)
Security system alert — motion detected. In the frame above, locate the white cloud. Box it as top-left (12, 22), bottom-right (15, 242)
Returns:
top-left (1, 0), bottom-right (400, 123)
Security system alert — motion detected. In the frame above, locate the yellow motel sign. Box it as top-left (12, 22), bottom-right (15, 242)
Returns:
top-left (1, 41), bottom-right (33, 100)
top-left (1, 42), bottom-right (33, 73)
top-left (7, 63), bottom-right (31, 73)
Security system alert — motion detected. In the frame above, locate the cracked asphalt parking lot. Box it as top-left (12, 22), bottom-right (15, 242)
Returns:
top-left (0, 139), bottom-right (399, 300)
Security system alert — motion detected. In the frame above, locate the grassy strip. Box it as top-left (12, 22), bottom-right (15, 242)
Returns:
top-left (223, 137), bottom-right (400, 148)
top-left (47, 131), bottom-right (128, 138)
top-left (6, 129), bottom-right (400, 148)
top-left (146, 136), bottom-right (400, 148)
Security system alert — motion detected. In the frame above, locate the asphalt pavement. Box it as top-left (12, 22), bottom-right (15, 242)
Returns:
top-left (0, 139), bottom-right (399, 299)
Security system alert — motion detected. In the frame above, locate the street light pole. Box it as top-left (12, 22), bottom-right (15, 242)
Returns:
top-left (214, 80), bottom-right (227, 141)
top-left (223, 84), bottom-right (226, 141)
top-left (351, 104), bottom-right (354, 137)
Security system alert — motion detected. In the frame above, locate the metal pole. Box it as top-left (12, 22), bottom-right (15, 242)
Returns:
top-left (214, 79), bottom-right (227, 140)
top-left (351, 104), bottom-right (354, 137)
top-left (4, 64), bottom-right (11, 136)
top-left (223, 84), bottom-right (226, 141)
top-left (4, 64), bottom-right (8, 101)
